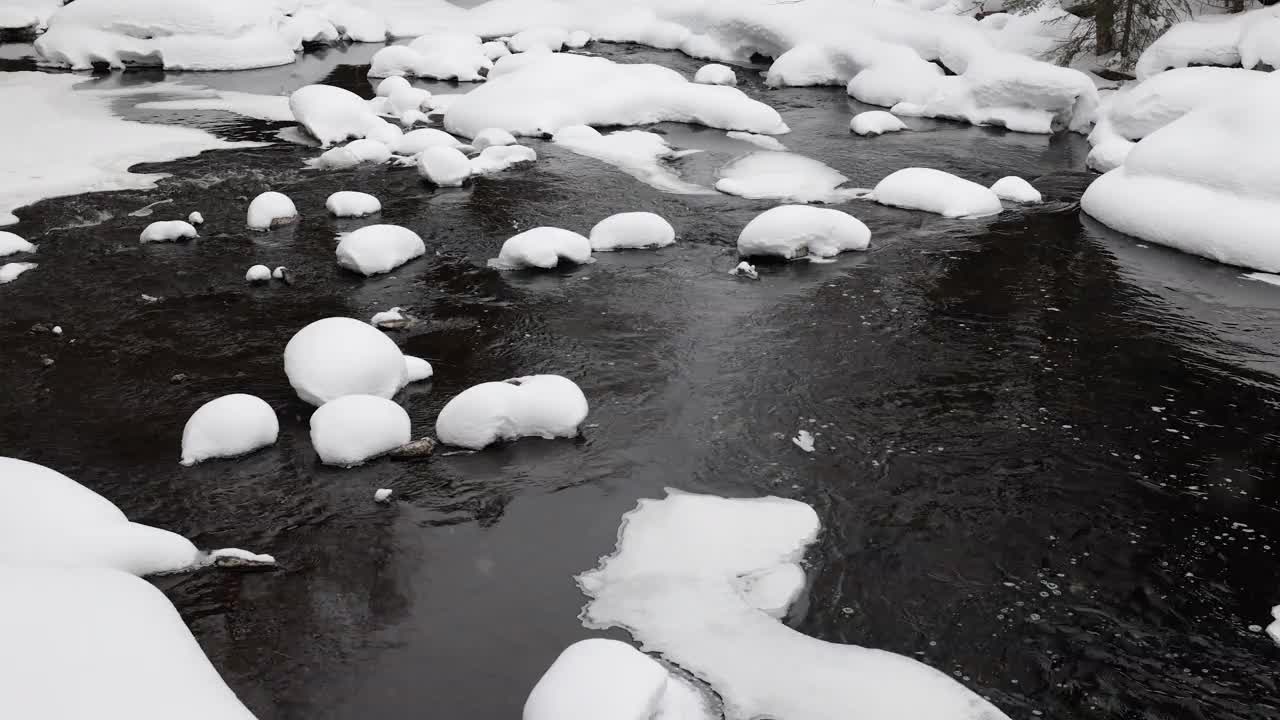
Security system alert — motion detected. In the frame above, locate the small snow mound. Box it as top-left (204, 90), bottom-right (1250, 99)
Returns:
top-left (368, 31), bottom-right (491, 82)
top-left (371, 307), bottom-right (406, 328)
top-left (509, 26), bottom-right (569, 54)
top-left (473, 127), bottom-right (518, 151)
top-left (738, 205), bottom-right (870, 260)
top-left (289, 84), bottom-right (384, 147)
top-left (491, 227), bottom-right (593, 269)
top-left (524, 639), bottom-right (700, 720)
top-left (566, 30), bottom-right (592, 49)
top-left (376, 76), bottom-right (411, 98)
top-left (716, 152), bottom-right (856, 203)
top-left (482, 40), bottom-right (510, 61)
top-left (313, 138), bottom-right (392, 169)
top-left (850, 111), bottom-right (907, 136)
top-left (726, 131), bottom-right (786, 151)
top-left (436, 375), bottom-right (588, 450)
top-left (589, 212), bottom-right (675, 252)
top-left (374, 488), bottom-right (394, 503)
top-left (326, 190), bottom-right (381, 217)
top-left (140, 220), bottom-right (197, 243)
top-left (245, 265), bottom-right (271, 283)
top-left (990, 176), bottom-right (1041, 203)
top-left (208, 547), bottom-right (276, 567)
top-left (404, 355), bottom-right (433, 383)
top-left (471, 145), bottom-right (537, 175)
top-left (284, 317), bottom-right (408, 406)
top-left (731, 261), bottom-right (759, 280)
top-left (694, 63), bottom-right (737, 86)
top-left (187, 211), bottom-right (203, 225)
top-left (246, 191), bottom-right (297, 230)
top-left (336, 224), bottom-right (426, 276)
top-left (1268, 605), bottom-right (1280, 646)
top-left (1, 262), bottom-right (37, 284)
top-left (181, 395), bottom-right (277, 466)
top-left (873, 168), bottom-right (1003, 218)
top-left (792, 429), bottom-right (816, 452)
top-left (417, 146), bottom-right (472, 187)
top-left (398, 128), bottom-right (468, 154)
top-left (272, 266), bottom-right (288, 280)
top-left (0, 231), bottom-right (36, 256)
top-left (310, 395), bottom-right (411, 467)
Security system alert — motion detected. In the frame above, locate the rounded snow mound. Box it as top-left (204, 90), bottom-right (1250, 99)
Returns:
top-left (310, 394), bottom-right (411, 467)
top-left (990, 176), bottom-right (1041, 203)
top-left (491, 227), bottom-right (593, 269)
top-left (326, 190), bottom-right (381, 217)
top-left (398, 128), bottom-right (468, 155)
top-left (508, 26), bottom-right (568, 54)
top-left (850, 111), bottom-right (907, 136)
top-left (417, 145), bottom-right (472, 187)
top-left (284, 317), bottom-right (408, 406)
top-left (313, 138), bottom-right (392, 170)
top-left (473, 127), bottom-right (518, 151)
top-left (180, 394), bottom-right (278, 466)
top-left (872, 168), bottom-right (1003, 218)
top-left (0, 262), bottom-right (37, 284)
top-left (436, 375), bottom-right (588, 450)
top-left (245, 264), bottom-right (271, 282)
top-left (525, 638), bottom-right (709, 720)
top-left (336, 224), bottom-right (426, 276)
top-left (369, 31), bottom-right (491, 81)
top-left (0, 231), bottom-right (35, 256)
top-left (246, 191), bottom-right (297, 230)
top-left (694, 63), bottom-right (737, 86)
top-left (470, 144), bottom-right (537, 175)
top-left (404, 355), bottom-right (433, 383)
top-left (589, 212), bottom-right (676, 252)
top-left (376, 75), bottom-right (411, 98)
top-left (140, 220), bottom-right (198, 243)
top-left (289, 84), bottom-right (384, 147)
top-left (738, 205), bottom-right (871, 260)
top-left (0, 457), bottom-right (200, 575)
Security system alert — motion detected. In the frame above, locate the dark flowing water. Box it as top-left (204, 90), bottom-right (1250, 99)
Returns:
top-left (1, 39), bottom-right (1278, 720)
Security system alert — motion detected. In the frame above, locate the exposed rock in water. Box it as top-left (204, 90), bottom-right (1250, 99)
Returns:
top-left (390, 436), bottom-right (436, 459)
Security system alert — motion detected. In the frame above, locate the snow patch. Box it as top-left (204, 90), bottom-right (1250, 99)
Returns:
top-left (0, 232), bottom-right (36, 257)
top-left (0, 262), bottom-right (38, 284)
top-left (553, 125), bottom-right (706, 195)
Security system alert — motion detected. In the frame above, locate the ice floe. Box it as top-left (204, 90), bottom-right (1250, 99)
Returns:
top-left (716, 152), bottom-right (857, 203)
top-left (552, 125), bottom-right (705, 194)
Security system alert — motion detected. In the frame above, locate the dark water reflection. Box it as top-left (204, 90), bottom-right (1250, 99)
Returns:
top-left (0, 40), bottom-right (1278, 720)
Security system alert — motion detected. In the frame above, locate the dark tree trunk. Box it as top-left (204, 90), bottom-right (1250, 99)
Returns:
top-left (1095, 0), bottom-right (1116, 55)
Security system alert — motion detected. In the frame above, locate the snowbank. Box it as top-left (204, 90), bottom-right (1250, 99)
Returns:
top-left (553, 125), bottom-right (705, 195)
top-left (1082, 73), bottom-right (1280, 272)
top-left (180, 394), bottom-right (278, 466)
top-left (326, 190), bottom-right (381, 217)
top-left (524, 639), bottom-right (710, 720)
top-left (0, 457), bottom-right (200, 575)
top-left (850, 111), bottom-right (906, 136)
top-left (417, 146), bottom-right (473, 187)
top-left (1136, 7), bottom-right (1280, 79)
top-left (140, 220), bottom-right (198, 243)
top-left (0, 566), bottom-right (256, 720)
top-left (1101, 67), bottom-right (1267, 142)
top-left (471, 144), bottom-right (537, 175)
top-left (0, 262), bottom-right (37, 284)
top-left (444, 53), bottom-right (788, 139)
top-left (368, 31), bottom-right (491, 81)
top-left (289, 84), bottom-right (387, 147)
top-left (990, 176), bottom-right (1040, 203)
top-left (245, 264), bottom-right (272, 282)
top-left (436, 374), bottom-right (588, 450)
top-left (694, 63), bottom-right (737, 85)
top-left (284, 316), bottom-right (409, 406)
top-left (0, 231), bottom-right (35, 256)
top-left (589, 212), bottom-right (675, 251)
top-left (872, 168), bottom-right (1003, 218)
top-left (34, 0), bottom-right (295, 71)
top-left (310, 394), bottom-right (411, 467)
top-left (737, 205), bottom-right (870, 260)
top-left (491, 227), bottom-right (593, 269)
top-left (576, 490), bottom-right (1013, 720)
top-left (246, 191), bottom-right (298, 230)
top-left (336, 224), bottom-right (426, 276)
top-left (715, 152), bottom-right (856, 203)
top-left (0, 0), bottom-right (61, 32)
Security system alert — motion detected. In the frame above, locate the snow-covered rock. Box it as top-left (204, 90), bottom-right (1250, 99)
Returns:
top-left (0, 566), bottom-right (256, 720)
top-left (245, 264), bottom-right (271, 283)
top-left (850, 111), bottom-right (907, 136)
top-left (872, 168), bottom-right (1003, 218)
top-left (139, 220), bottom-right (197, 243)
top-left (246, 191), bottom-right (298, 230)
top-left (284, 317), bottom-right (409, 406)
top-left (731, 261), bottom-right (759, 279)
top-left (368, 31), bottom-right (491, 81)
top-left (436, 374), bottom-right (588, 450)
top-left (1268, 605), bottom-right (1280, 646)
top-left (34, 0), bottom-right (295, 71)
top-left (552, 125), bottom-right (704, 194)
top-left (397, 128), bottom-right (468, 155)
top-left (566, 30), bottom-right (592, 49)
top-left (404, 355), bottom-right (433, 382)
top-left (576, 490), bottom-right (1014, 720)
top-left (1136, 7), bottom-right (1280, 79)
top-left (374, 488), bottom-right (394, 503)
top-left (1103, 67), bottom-right (1267, 141)
top-left (726, 131), bottom-right (786, 151)
top-left (694, 63), bottom-right (737, 85)
top-left (283, 10), bottom-right (339, 48)
top-left (990, 176), bottom-right (1041, 203)
top-left (180, 394), bottom-right (278, 466)
top-left (326, 190), bottom-right (381, 217)
top-left (0, 457), bottom-right (200, 575)
top-left (716, 152), bottom-right (855, 203)
top-left (327, 3), bottom-right (386, 43)
top-left (0, 262), bottom-right (37, 284)
top-left (471, 145), bottom-right (537, 175)
top-left (444, 53), bottom-right (788, 139)
top-left (737, 205), bottom-right (870, 260)
top-left (589, 212), bottom-right (676, 252)
top-left (524, 639), bottom-right (708, 720)
top-left (509, 26), bottom-right (569, 53)
top-left (417, 146), bottom-right (473, 187)
top-left (482, 40), bottom-right (511, 61)
top-left (188, 211), bottom-right (204, 225)
top-left (289, 84), bottom-right (386, 147)
top-left (310, 394), bottom-right (411, 467)
top-left (313, 138), bottom-right (393, 169)
top-left (473, 127), bottom-right (518, 151)
top-left (336, 224), bottom-right (426, 276)
top-left (0, 231), bottom-right (36, 256)
top-left (766, 43), bottom-right (854, 88)
top-left (491, 227), bottom-right (593, 269)
top-left (371, 307), bottom-right (406, 327)
top-left (375, 76), bottom-right (410, 98)
top-left (272, 266), bottom-right (288, 280)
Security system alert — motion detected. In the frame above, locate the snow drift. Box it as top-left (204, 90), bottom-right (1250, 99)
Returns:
top-left (436, 375), bottom-right (588, 450)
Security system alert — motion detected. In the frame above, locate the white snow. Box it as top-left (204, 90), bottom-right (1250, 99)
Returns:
top-left (245, 264), bottom-right (272, 283)
top-left (716, 152), bottom-right (856, 203)
top-left (0, 0), bottom-right (61, 31)
top-left (0, 72), bottom-right (250, 227)
top-left (576, 490), bottom-right (1014, 720)
top-left (0, 231), bottom-right (36, 257)
top-left (589, 212), bottom-right (676, 252)
top-left (368, 31), bottom-right (491, 81)
top-left (0, 566), bottom-right (256, 720)
top-left (566, 29), bottom-right (592, 49)
top-left (283, 10), bottom-right (340, 48)
top-left (180, 394), bottom-right (278, 466)
top-left (284, 316), bottom-right (409, 406)
top-left (140, 220), bottom-right (198, 243)
top-left (313, 138), bottom-right (393, 169)
top-left (1082, 72), bottom-right (1280, 273)
top-left (436, 374), bottom-right (588, 450)
top-left (417, 146), bottom-right (473, 187)
top-left (850, 111), bottom-right (907, 137)
top-left (34, 0), bottom-right (295, 71)
top-left (731, 261), bottom-right (759, 280)
top-left (188, 211), bottom-right (204, 225)
top-left (524, 639), bottom-right (707, 720)
top-left (371, 307), bottom-right (407, 328)
top-left (0, 457), bottom-right (200, 575)
top-left (473, 127), bottom-right (518, 151)
top-left (1268, 605), bottom-right (1280, 646)
top-left (1136, 7), bottom-right (1280, 80)
top-left (374, 488), bottom-right (394, 503)
top-left (310, 394), bottom-right (411, 467)
top-left (553, 125), bottom-right (705, 195)
top-left (990, 176), bottom-right (1041, 203)
top-left (444, 53), bottom-right (788, 139)
top-left (326, 190), bottom-right (382, 217)
top-left (694, 63), bottom-right (737, 86)
top-left (491, 227), bottom-right (593, 270)
top-left (792, 429), bottom-right (816, 453)
top-left (404, 355), bottom-right (434, 382)
top-left (207, 547), bottom-right (275, 566)
top-left (289, 84), bottom-right (387, 147)
top-left (397, 128), bottom-right (468, 155)
top-left (246, 191), bottom-right (298, 230)
top-left (872, 168), bottom-right (1003, 218)
top-left (0, 262), bottom-right (37, 284)
top-left (509, 26), bottom-right (569, 53)
top-left (482, 40), bottom-right (511, 61)
top-left (136, 89), bottom-right (296, 123)
top-left (471, 145), bottom-right (538, 175)
top-left (336, 224), bottom-right (426, 276)
top-left (726, 131), bottom-right (787, 151)
top-left (272, 266), bottom-right (288, 280)
top-left (737, 205), bottom-right (870, 260)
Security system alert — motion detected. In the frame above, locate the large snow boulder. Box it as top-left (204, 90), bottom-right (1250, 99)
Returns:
top-left (491, 227), bottom-right (593, 269)
top-left (589, 212), bottom-right (675, 252)
top-left (436, 375), bottom-right (588, 450)
top-left (289, 84), bottom-right (385, 147)
top-left (0, 457), bottom-right (200, 575)
top-left (140, 220), bottom-right (198, 243)
top-left (326, 190), bottom-right (381, 217)
top-left (524, 639), bottom-right (688, 720)
top-left (180, 394), bottom-right (278, 466)
top-left (0, 231), bottom-right (35, 256)
top-left (336, 224), bottom-right (426, 276)
top-left (0, 566), bottom-right (256, 720)
top-left (310, 394), bottom-right (411, 467)
top-left (872, 168), bottom-right (1003, 218)
top-left (417, 146), bottom-right (472, 187)
top-left (284, 317), bottom-right (408, 406)
top-left (246, 191), bottom-right (297, 230)
top-left (737, 205), bottom-right (870, 260)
